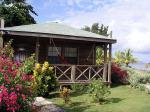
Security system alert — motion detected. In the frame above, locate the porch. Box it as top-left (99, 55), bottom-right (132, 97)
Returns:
top-left (0, 21), bottom-right (116, 84)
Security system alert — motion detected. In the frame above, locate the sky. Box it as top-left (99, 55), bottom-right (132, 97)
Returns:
top-left (27, 0), bottom-right (150, 63)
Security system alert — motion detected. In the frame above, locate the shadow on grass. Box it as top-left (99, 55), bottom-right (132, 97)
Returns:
top-left (89, 97), bottom-right (124, 105)
top-left (61, 98), bottom-right (123, 111)
top-left (70, 91), bottom-right (87, 97)
top-left (61, 102), bottom-right (91, 112)
top-left (110, 84), bottom-right (122, 88)
top-left (110, 83), bottom-right (129, 88)
top-left (105, 98), bottom-right (124, 104)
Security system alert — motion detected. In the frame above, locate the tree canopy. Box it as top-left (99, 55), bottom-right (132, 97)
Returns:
top-left (0, 0), bottom-right (37, 27)
top-left (82, 23), bottom-right (110, 36)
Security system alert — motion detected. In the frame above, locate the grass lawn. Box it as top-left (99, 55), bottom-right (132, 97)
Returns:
top-left (48, 85), bottom-right (150, 112)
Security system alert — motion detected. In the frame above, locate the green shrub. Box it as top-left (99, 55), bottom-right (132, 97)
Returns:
top-left (88, 79), bottom-right (111, 104)
top-left (138, 74), bottom-right (150, 84)
top-left (32, 61), bottom-right (57, 96)
top-left (145, 88), bottom-right (150, 94)
top-left (128, 73), bottom-right (140, 88)
top-left (71, 83), bottom-right (88, 93)
top-left (124, 67), bottom-right (150, 95)
top-left (138, 84), bottom-right (145, 91)
top-left (126, 67), bottom-right (150, 88)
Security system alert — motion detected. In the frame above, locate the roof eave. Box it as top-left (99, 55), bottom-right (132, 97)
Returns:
top-left (1, 30), bottom-right (117, 44)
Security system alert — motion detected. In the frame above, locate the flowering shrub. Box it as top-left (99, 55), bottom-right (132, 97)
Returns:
top-left (0, 41), bottom-right (34, 112)
top-left (111, 63), bottom-right (128, 84)
top-left (32, 61), bottom-right (57, 96)
top-left (60, 87), bottom-right (71, 104)
top-left (88, 79), bottom-right (111, 104)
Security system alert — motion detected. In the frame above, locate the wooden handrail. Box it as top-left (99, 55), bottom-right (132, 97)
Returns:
top-left (52, 64), bottom-right (104, 67)
top-left (53, 64), bottom-right (107, 83)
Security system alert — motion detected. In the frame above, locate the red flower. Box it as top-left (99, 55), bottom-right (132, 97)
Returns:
top-left (21, 94), bottom-right (26, 101)
top-left (112, 63), bottom-right (128, 79)
top-left (0, 44), bottom-right (35, 112)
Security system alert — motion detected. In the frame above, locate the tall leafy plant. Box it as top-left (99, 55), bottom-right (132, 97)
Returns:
top-left (96, 48), bottom-right (104, 65)
top-left (88, 79), bottom-right (111, 104)
top-left (33, 62), bottom-right (57, 96)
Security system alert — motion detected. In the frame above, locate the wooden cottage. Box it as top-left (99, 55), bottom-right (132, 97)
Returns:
top-left (0, 19), bottom-right (117, 84)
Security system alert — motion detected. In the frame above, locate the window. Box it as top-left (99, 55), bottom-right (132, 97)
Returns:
top-left (64, 47), bottom-right (77, 64)
top-left (48, 46), bottom-right (78, 64)
top-left (65, 47), bottom-right (77, 57)
top-left (48, 47), bottom-right (61, 64)
top-left (48, 47), bottom-right (61, 56)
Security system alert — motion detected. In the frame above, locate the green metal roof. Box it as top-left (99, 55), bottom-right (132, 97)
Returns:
top-left (3, 22), bottom-right (116, 42)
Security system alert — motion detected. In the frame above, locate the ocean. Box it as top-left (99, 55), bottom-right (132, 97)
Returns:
top-left (130, 63), bottom-right (150, 71)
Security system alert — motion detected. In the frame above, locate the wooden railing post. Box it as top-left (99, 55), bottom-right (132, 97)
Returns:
top-left (0, 19), bottom-right (4, 48)
top-left (35, 38), bottom-right (40, 62)
top-left (89, 66), bottom-right (91, 81)
top-left (0, 32), bottom-right (3, 48)
top-left (54, 66), bottom-right (57, 78)
top-left (103, 63), bottom-right (107, 81)
top-left (71, 65), bottom-right (76, 82)
top-left (108, 44), bottom-right (112, 84)
top-left (103, 44), bottom-right (107, 82)
top-left (108, 61), bottom-right (111, 83)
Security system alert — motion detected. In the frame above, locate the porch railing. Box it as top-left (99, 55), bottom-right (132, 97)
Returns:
top-left (52, 63), bottom-right (111, 84)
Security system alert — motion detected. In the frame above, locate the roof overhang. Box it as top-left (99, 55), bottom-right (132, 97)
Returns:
top-left (1, 30), bottom-right (117, 44)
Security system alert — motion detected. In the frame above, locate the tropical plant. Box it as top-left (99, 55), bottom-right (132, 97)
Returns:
top-left (96, 47), bottom-right (104, 65)
top-left (0, 41), bottom-right (34, 112)
top-left (88, 79), bottom-right (111, 104)
top-left (114, 49), bottom-right (137, 67)
top-left (60, 87), bottom-right (71, 104)
top-left (123, 49), bottom-right (137, 67)
top-left (20, 54), bottom-right (35, 75)
top-left (0, 0), bottom-right (37, 27)
top-left (114, 51), bottom-right (123, 65)
top-left (32, 61), bottom-right (57, 96)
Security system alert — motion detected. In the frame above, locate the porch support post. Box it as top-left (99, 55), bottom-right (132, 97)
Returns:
top-left (35, 38), bottom-right (40, 62)
top-left (71, 65), bottom-right (76, 82)
top-left (92, 44), bottom-right (96, 65)
top-left (108, 44), bottom-right (112, 84)
top-left (0, 19), bottom-right (4, 48)
top-left (103, 44), bottom-right (107, 82)
top-left (0, 32), bottom-right (3, 48)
